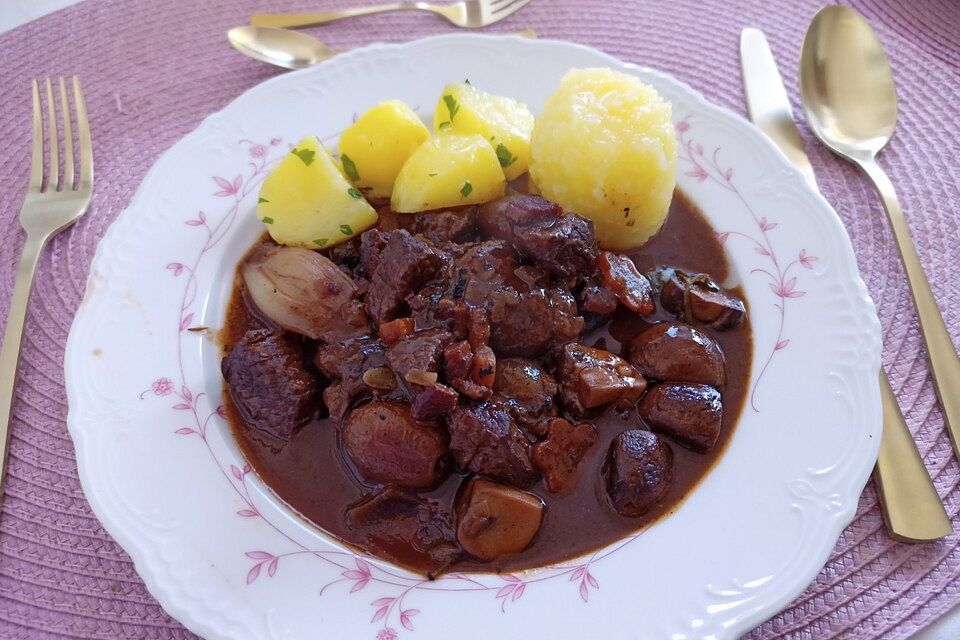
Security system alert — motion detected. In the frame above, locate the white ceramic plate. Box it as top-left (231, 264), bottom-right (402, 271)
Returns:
top-left (65, 35), bottom-right (882, 640)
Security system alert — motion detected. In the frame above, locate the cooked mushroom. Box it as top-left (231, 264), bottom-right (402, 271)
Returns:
top-left (455, 477), bottom-right (545, 561)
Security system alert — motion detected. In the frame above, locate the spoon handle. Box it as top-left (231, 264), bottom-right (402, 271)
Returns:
top-left (859, 158), bottom-right (960, 457)
top-left (874, 371), bottom-right (952, 540)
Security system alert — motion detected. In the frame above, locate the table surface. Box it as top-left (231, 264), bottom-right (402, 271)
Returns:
top-left (1, 1), bottom-right (958, 638)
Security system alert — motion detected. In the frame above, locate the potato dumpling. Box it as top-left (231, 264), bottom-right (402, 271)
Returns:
top-left (338, 100), bottom-right (430, 198)
top-left (433, 82), bottom-right (534, 181)
top-left (257, 135), bottom-right (378, 249)
top-left (391, 132), bottom-right (507, 213)
top-left (530, 68), bottom-right (677, 251)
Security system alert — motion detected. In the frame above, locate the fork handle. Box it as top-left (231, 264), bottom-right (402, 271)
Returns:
top-left (858, 158), bottom-right (960, 460)
top-left (251, 3), bottom-right (427, 29)
top-left (0, 233), bottom-right (47, 502)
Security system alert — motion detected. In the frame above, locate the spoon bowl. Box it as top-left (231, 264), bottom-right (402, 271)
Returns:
top-left (227, 26), bottom-right (337, 70)
top-left (800, 5), bottom-right (897, 160)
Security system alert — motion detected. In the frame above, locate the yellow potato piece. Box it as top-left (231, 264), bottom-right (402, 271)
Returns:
top-left (530, 68), bottom-right (677, 251)
top-left (256, 135), bottom-right (378, 249)
top-left (433, 82), bottom-right (534, 181)
top-left (391, 132), bottom-right (507, 213)
top-left (338, 100), bottom-right (430, 199)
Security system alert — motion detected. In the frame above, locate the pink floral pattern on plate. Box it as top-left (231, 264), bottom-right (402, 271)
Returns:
top-left (142, 118), bottom-right (816, 637)
top-left (677, 118), bottom-right (816, 410)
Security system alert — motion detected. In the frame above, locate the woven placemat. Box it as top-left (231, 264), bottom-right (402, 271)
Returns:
top-left (0, 0), bottom-right (958, 637)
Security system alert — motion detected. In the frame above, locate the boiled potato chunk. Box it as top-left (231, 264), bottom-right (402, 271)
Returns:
top-left (433, 82), bottom-right (534, 181)
top-left (530, 68), bottom-right (677, 251)
top-left (338, 100), bottom-right (430, 198)
top-left (256, 135), bottom-right (378, 249)
top-left (391, 132), bottom-right (506, 213)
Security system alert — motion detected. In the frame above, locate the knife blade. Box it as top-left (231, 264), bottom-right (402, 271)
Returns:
top-left (739, 28), bottom-right (819, 190)
top-left (738, 28), bottom-right (951, 542)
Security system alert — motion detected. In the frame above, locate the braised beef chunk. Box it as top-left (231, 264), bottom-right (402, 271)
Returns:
top-left (577, 275), bottom-right (620, 334)
top-left (387, 328), bottom-right (453, 389)
top-left (532, 418), bottom-right (598, 492)
top-left (421, 237), bottom-right (583, 357)
top-left (342, 401), bottom-right (450, 489)
top-left (478, 195), bottom-right (599, 278)
top-left (365, 230), bottom-right (447, 322)
top-left (410, 383), bottom-right (460, 422)
top-left (578, 278), bottom-right (619, 316)
top-left (640, 383), bottom-right (722, 453)
top-left (360, 228), bottom-right (389, 278)
top-left (407, 241), bottom-right (516, 331)
top-left (598, 251), bottom-right (655, 315)
top-left (626, 322), bottom-right (725, 386)
top-left (376, 206), bottom-right (478, 245)
top-left (314, 336), bottom-right (392, 420)
top-left (493, 358), bottom-right (558, 433)
top-left (605, 430), bottom-right (673, 517)
top-left (557, 343), bottom-right (647, 417)
top-left (452, 240), bottom-right (525, 306)
top-left (455, 477), bottom-right (544, 562)
top-left (446, 402), bottom-right (538, 487)
top-left (409, 207), bottom-right (479, 244)
top-left (659, 270), bottom-right (746, 330)
top-left (222, 329), bottom-right (317, 440)
top-left (489, 288), bottom-right (583, 357)
top-left (346, 488), bottom-right (461, 574)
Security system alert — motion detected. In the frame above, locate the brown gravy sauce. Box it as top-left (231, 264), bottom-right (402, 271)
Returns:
top-left (222, 192), bottom-right (752, 575)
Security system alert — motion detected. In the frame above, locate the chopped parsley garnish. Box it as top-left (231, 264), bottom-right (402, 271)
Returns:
top-left (443, 94), bottom-right (460, 121)
top-left (290, 147), bottom-right (316, 166)
top-left (261, 216), bottom-right (274, 224)
top-left (313, 238), bottom-right (328, 246)
top-left (460, 181), bottom-right (473, 197)
top-left (495, 143), bottom-right (517, 168)
top-left (347, 188), bottom-right (363, 199)
top-left (437, 121), bottom-right (452, 131)
top-left (258, 197), bottom-right (268, 203)
top-left (464, 78), bottom-right (471, 85)
top-left (428, 172), bottom-right (438, 177)
top-left (340, 224), bottom-right (353, 235)
top-left (341, 153), bottom-right (360, 181)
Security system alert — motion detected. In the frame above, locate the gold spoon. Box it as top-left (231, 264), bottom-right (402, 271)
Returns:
top-left (227, 26), bottom-right (539, 70)
top-left (800, 7), bottom-right (960, 460)
top-left (228, 26), bottom-right (337, 69)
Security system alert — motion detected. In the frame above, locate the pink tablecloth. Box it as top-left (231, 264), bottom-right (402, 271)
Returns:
top-left (1, 0), bottom-right (959, 637)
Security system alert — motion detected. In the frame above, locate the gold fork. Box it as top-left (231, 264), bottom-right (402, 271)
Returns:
top-left (0, 77), bottom-right (93, 500)
top-left (252, 0), bottom-right (532, 30)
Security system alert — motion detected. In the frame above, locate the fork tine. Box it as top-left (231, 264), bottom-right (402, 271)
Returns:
top-left (29, 80), bottom-right (43, 191)
top-left (73, 76), bottom-right (93, 191)
top-left (59, 77), bottom-right (75, 191)
top-left (45, 78), bottom-right (59, 192)
top-left (491, 0), bottom-right (531, 17)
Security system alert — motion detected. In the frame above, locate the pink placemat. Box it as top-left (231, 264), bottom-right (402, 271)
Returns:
top-left (0, 0), bottom-right (958, 637)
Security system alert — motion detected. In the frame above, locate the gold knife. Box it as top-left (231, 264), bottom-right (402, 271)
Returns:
top-left (739, 27), bottom-right (950, 542)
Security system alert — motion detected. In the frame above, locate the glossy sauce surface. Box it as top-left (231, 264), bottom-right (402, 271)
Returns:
top-left (223, 193), bottom-right (752, 575)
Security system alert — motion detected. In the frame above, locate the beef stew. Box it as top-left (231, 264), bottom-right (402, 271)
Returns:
top-left (221, 192), bottom-right (751, 576)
